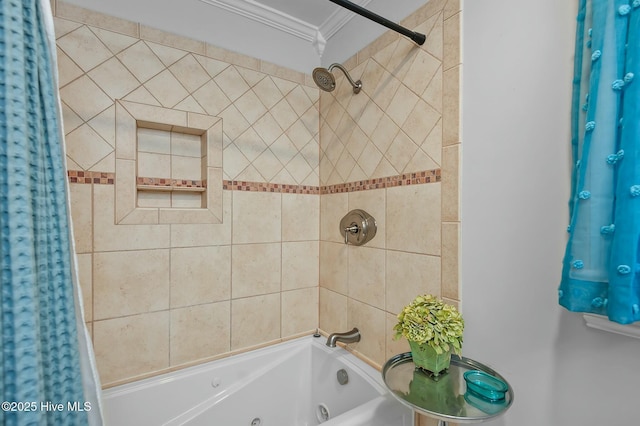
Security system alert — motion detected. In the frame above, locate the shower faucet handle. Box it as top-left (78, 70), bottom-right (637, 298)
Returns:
top-left (344, 224), bottom-right (359, 244)
top-left (339, 209), bottom-right (377, 246)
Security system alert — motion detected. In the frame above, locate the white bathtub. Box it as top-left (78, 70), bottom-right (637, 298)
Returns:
top-left (102, 335), bottom-right (414, 426)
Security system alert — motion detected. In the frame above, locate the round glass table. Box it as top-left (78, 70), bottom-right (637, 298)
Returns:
top-left (382, 353), bottom-right (513, 425)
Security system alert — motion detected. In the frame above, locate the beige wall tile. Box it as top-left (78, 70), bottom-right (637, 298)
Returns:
top-left (138, 152), bottom-right (170, 178)
top-left (443, 12), bottom-right (461, 71)
top-left (93, 249), bottom-right (170, 319)
top-left (442, 65), bottom-right (461, 146)
top-left (171, 155), bottom-right (202, 181)
top-left (145, 70), bottom-right (190, 108)
top-left (386, 183), bottom-right (441, 255)
top-left (231, 243), bottom-right (281, 298)
top-left (57, 25), bottom-right (113, 72)
top-left (320, 193), bottom-right (348, 243)
top-left (170, 55), bottom-right (210, 93)
top-left (319, 241), bottom-right (348, 294)
top-left (59, 75), bottom-right (112, 122)
top-left (139, 25), bottom-right (205, 55)
top-left (68, 183), bottom-right (92, 254)
top-left (404, 100), bottom-right (441, 151)
top-left (115, 102), bottom-right (137, 161)
top-left (55, 2), bottom-right (139, 37)
top-left (170, 191), bottom-right (232, 247)
top-left (282, 194), bottom-right (319, 241)
top-left (118, 41), bottom-right (166, 84)
top-left (61, 103), bottom-right (83, 137)
top-left (65, 124), bottom-right (113, 171)
top-left (319, 288), bottom-right (347, 333)
top-left (423, 12), bottom-right (444, 62)
top-left (348, 246), bottom-right (385, 309)
top-left (53, 17), bottom-right (82, 39)
top-left (171, 192), bottom-right (203, 208)
top-left (281, 287), bottom-right (319, 337)
top-left (93, 311), bottom-right (169, 385)
top-left (115, 159), bottom-right (139, 223)
top-left (232, 191), bottom-right (281, 244)
top-left (157, 207), bottom-right (218, 224)
top-left (260, 61), bottom-right (306, 85)
top-left (91, 26), bottom-right (138, 57)
top-left (385, 251), bottom-right (441, 314)
top-left (88, 57), bottom-right (139, 100)
top-left (443, 0), bottom-right (462, 19)
top-left (387, 84), bottom-right (420, 128)
top-left (405, 50), bottom-right (441, 98)
top-left (347, 298), bottom-right (385, 366)
top-left (171, 131), bottom-right (202, 157)
top-left (442, 144), bottom-right (460, 221)
top-left (282, 241), bottom-right (319, 291)
top-left (138, 127), bottom-right (170, 154)
top-left (170, 302), bottom-right (231, 366)
top-left (231, 293), bottom-right (280, 350)
top-left (137, 191), bottom-right (171, 208)
top-left (93, 186), bottom-right (170, 251)
top-left (170, 246), bottom-right (231, 308)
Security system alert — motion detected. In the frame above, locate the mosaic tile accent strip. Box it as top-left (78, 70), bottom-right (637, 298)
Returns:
top-left (67, 170), bottom-right (114, 184)
top-left (321, 169), bottom-right (441, 194)
top-left (223, 180), bottom-right (320, 195)
top-left (67, 169), bottom-right (440, 194)
top-left (137, 177), bottom-right (207, 189)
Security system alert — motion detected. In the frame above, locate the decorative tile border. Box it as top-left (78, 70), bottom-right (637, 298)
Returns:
top-left (321, 169), bottom-right (440, 194)
top-left (67, 170), bottom-right (114, 185)
top-left (222, 180), bottom-right (320, 195)
top-left (137, 177), bottom-right (207, 189)
top-left (68, 169), bottom-right (441, 194)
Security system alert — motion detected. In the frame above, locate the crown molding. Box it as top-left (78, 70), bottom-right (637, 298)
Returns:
top-left (199, 0), bottom-right (317, 41)
top-left (198, 0), bottom-right (371, 54)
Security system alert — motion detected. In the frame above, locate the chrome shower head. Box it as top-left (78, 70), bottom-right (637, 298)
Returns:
top-left (312, 63), bottom-right (362, 94)
top-left (312, 67), bottom-right (336, 92)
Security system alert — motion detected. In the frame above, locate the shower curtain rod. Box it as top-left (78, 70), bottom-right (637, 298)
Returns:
top-left (328, 0), bottom-right (426, 45)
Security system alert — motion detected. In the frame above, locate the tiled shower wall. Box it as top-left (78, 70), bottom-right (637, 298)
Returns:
top-left (318, 0), bottom-right (461, 370)
top-left (52, 0), bottom-right (461, 392)
top-left (53, 1), bottom-right (320, 386)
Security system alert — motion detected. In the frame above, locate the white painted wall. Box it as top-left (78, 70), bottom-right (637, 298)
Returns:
top-left (461, 1), bottom-right (640, 424)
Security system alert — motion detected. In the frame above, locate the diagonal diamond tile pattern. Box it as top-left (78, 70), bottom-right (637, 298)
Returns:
top-left (319, 11), bottom-right (446, 185)
top-left (57, 22), bottom-right (319, 186)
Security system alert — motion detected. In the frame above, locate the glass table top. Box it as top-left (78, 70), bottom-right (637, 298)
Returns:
top-left (382, 353), bottom-right (513, 424)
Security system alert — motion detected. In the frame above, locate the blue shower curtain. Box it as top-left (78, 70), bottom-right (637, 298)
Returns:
top-left (1, 0), bottom-right (102, 425)
top-left (559, 0), bottom-right (640, 324)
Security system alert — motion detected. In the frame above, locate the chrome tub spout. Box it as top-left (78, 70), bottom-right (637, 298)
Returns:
top-left (326, 327), bottom-right (361, 347)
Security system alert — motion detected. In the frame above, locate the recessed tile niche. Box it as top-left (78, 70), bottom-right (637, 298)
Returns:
top-left (115, 100), bottom-right (223, 224)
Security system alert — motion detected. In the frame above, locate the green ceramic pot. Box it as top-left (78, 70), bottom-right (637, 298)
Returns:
top-left (409, 340), bottom-right (452, 376)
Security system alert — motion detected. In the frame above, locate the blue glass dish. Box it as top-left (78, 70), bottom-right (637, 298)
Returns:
top-left (463, 370), bottom-right (508, 402)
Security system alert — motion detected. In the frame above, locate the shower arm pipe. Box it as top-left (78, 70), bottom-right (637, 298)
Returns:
top-left (328, 0), bottom-right (426, 45)
top-left (328, 63), bottom-right (362, 92)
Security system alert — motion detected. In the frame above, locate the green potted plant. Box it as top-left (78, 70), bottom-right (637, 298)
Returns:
top-left (394, 294), bottom-right (464, 376)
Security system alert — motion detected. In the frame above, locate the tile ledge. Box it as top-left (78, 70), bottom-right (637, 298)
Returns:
top-left (583, 314), bottom-right (640, 340)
